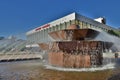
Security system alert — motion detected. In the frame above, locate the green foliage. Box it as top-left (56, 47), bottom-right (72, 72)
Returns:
top-left (108, 30), bottom-right (120, 37)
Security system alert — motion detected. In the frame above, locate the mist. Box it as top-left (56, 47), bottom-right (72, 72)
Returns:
top-left (94, 29), bottom-right (120, 52)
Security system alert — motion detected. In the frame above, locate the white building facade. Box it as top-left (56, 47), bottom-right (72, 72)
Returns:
top-left (26, 12), bottom-right (114, 44)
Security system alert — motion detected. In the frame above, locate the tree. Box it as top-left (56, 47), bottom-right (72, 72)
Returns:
top-left (0, 37), bottom-right (4, 40)
top-left (108, 30), bottom-right (120, 37)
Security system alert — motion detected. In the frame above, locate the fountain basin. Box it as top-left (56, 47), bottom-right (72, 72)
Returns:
top-left (48, 41), bottom-right (113, 68)
top-left (48, 29), bottom-right (99, 41)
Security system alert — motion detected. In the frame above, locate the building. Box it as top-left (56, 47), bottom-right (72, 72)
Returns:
top-left (26, 12), bottom-right (114, 44)
top-left (26, 12), bottom-right (114, 68)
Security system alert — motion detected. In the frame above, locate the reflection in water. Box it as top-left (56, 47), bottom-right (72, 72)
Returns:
top-left (0, 60), bottom-right (116, 80)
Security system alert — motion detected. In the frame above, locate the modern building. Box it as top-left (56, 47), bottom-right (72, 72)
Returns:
top-left (26, 12), bottom-right (114, 44)
top-left (26, 12), bottom-right (116, 68)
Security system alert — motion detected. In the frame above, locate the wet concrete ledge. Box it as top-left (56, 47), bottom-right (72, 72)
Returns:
top-left (0, 58), bottom-right (41, 62)
top-left (0, 54), bottom-right (42, 62)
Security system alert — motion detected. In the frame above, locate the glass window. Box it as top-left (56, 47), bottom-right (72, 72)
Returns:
top-left (75, 20), bottom-right (79, 25)
top-left (49, 27), bottom-right (51, 32)
top-left (61, 23), bottom-right (65, 30)
top-left (71, 20), bottom-right (75, 24)
top-left (64, 22), bottom-right (67, 29)
top-left (79, 21), bottom-right (82, 29)
top-left (87, 23), bottom-right (90, 28)
top-left (52, 26), bottom-right (55, 32)
top-left (82, 22), bottom-right (87, 28)
top-left (66, 21), bottom-right (70, 28)
top-left (58, 24), bottom-right (61, 30)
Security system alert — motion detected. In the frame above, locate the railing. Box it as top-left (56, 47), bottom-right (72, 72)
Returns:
top-left (0, 53), bottom-right (42, 62)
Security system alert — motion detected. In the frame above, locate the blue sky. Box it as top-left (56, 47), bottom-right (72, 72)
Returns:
top-left (0, 0), bottom-right (120, 39)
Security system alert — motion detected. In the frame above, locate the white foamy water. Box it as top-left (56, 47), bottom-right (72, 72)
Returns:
top-left (44, 63), bottom-right (115, 72)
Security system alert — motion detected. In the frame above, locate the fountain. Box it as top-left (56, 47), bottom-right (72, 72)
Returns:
top-left (38, 24), bottom-right (115, 68)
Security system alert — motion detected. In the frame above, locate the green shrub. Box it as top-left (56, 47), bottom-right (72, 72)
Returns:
top-left (108, 30), bottom-right (120, 37)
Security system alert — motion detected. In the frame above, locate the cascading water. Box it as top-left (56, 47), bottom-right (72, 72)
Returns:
top-left (94, 29), bottom-right (120, 69)
top-left (94, 29), bottom-right (120, 52)
top-left (42, 28), bottom-right (120, 72)
top-left (44, 63), bottom-right (115, 72)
